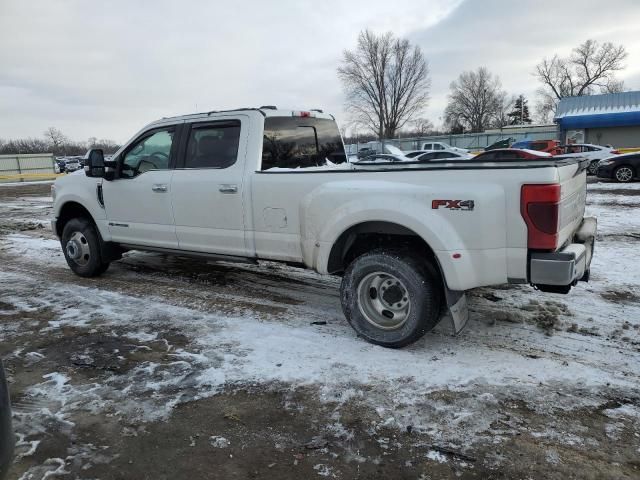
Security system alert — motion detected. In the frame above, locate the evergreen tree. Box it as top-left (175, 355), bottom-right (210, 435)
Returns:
top-left (507, 95), bottom-right (532, 125)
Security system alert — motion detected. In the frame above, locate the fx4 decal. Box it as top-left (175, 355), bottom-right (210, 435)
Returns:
top-left (432, 200), bottom-right (475, 211)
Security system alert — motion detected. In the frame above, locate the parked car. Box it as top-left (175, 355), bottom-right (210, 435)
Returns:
top-left (0, 361), bottom-right (13, 480)
top-left (472, 148), bottom-right (552, 161)
top-left (63, 157), bottom-right (82, 172)
top-left (511, 139), bottom-right (559, 153)
top-left (403, 150), bottom-right (428, 158)
top-left (421, 141), bottom-right (469, 154)
top-left (596, 152), bottom-right (640, 182)
top-left (356, 147), bottom-right (376, 159)
top-left (551, 144), bottom-right (616, 175)
top-left (354, 153), bottom-right (407, 163)
top-left (414, 151), bottom-right (472, 161)
top-left (54, 158), bottom-right (66, 174)
top-left (51, 107), bottom-right (595, 348)
top-left (485, 138), bottom-right (515, 151)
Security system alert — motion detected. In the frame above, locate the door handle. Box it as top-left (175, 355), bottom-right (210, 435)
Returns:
top-left (152, 184), bottom-right (168, 193)
top-left (218, 184), bottom-right (238, 194)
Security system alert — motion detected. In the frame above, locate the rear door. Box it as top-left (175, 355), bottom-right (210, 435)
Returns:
top-left (170, 116), bottom-right (250, 256)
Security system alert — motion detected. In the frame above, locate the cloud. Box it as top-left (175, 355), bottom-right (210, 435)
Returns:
top-left (409, 0), bottom-right (640, 126)
top-left (0, 0), bottom-right (459, 142)
top-left (0, 0), bottom-right (638, 141)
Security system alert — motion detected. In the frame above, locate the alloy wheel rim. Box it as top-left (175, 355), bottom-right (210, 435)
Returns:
top-left (616, 167), bottom-right (632, 182)
top-left (357, 271), bottom-right (411, 330)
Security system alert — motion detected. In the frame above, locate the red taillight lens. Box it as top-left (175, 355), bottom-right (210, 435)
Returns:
top-left (611, 149), bottom-right (620, 154)
top-left (521, 184), bottom-right (560, 250)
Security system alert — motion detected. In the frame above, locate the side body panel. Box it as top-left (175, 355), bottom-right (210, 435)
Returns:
top-left (249, 165), bottom-right (576, 290)
top-left (52, 172), bottom-right (111, 240)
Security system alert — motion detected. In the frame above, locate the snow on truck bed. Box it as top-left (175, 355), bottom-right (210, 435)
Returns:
top-left (0, 179), bottom-right (639, 478)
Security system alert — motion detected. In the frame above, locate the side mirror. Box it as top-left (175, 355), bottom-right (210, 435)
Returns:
top-left (84, 149), bottom-right (105, 177)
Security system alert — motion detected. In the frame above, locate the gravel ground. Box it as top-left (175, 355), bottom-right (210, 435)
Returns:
top-left (0, 179), bottom-right (639, 479)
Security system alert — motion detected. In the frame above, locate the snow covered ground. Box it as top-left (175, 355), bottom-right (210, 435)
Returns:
top-left (0, 179), bottom-right (639, 479)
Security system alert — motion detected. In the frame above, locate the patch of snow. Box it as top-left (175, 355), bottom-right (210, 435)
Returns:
top-left (426, 449), bottom-right (448, 463)
top-left (209, 436), bottom-right (230, 448)
top-left (604, 404), bottom-right (640, 419)
top-left (313, 463), bottom-right (334, 477)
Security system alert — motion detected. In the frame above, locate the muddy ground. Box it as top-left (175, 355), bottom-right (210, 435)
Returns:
top-left (1, 179), bottom-right (639, 479)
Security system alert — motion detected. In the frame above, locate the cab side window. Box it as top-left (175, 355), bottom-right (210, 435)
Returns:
top-left (121, 129), bottom-right (174, 178)
top-left (184, 122), bottom-right (241, 169)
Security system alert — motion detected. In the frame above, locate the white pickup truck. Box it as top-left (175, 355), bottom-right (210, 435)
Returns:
top-left (51, 108), bottom-right (596, 348)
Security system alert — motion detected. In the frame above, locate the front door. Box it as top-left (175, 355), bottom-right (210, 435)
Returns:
top-left (170, 117), bottom-right (249, 256)
top-left (102, 125), bottom-right (180, 248)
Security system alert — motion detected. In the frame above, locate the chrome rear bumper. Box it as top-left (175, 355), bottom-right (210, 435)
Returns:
top-left (530, 217), bottom-right (596, 291)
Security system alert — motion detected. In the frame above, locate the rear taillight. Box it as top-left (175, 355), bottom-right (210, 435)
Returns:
top-left (611, 149), bottom-right (621, 154)
top-left (521, 184), bottom-right (560, 250)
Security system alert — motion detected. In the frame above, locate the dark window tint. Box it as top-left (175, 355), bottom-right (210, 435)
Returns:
top-left (475, 152), bottom-right (497, 161)
top-left (185, 122), bottom-right (241, 169)
top-left (405, 151), bottom-right (424, 158)
top-left (435, 152), bottom-right (459, 159)
top-left (495, 151), bottom-right (525, 160)
top-left (262, 117), bottom-right (346, 170)
top-left (417, 152), bottom-right (437, 161)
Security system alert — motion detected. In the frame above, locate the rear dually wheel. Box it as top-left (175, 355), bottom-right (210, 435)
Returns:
top-left (340, 249), bottom-right (442, 348)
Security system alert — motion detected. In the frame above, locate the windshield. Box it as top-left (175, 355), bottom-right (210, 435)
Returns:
top-left (261, 117), bottom-right (347, 170)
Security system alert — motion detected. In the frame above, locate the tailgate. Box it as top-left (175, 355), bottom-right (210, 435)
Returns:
top-left (556, 160), bottom-right (587, 248)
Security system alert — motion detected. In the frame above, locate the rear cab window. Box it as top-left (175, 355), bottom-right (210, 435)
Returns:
top-left (261, 116), bottom-right (347, 170)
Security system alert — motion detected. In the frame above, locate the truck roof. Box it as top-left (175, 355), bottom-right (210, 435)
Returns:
top-left (147, 107), bottom-right (335, 129)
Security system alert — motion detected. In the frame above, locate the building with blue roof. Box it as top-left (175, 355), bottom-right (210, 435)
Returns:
top-left (555, 91), bottom-right (640, 147)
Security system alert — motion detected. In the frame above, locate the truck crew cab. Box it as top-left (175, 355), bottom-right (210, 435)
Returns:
top-left (51, 107), bottom-right (596, 348)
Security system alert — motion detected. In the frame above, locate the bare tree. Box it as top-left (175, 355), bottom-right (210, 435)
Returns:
top-left (0, 132), bottom-right (120, 156)
top-left (492, 94), bottom-right (516, 129)
top-left (410, 118), bottom-right (434, 136)
top-left (338, 30), bottom-right (430, 139)
top-left (43, 127), bottom-right (69, 155)
top-left (444, 67), bottom-right (505, 133)
top-left (534, 39), bottom-right (627, 120)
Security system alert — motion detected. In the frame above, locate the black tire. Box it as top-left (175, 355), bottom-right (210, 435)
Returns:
top-left (614, 165), bottom-right (635, 183)
top-left (587, 160), bottom-right (599, 175)
top-left (61, 217), bottom-right (110, 277)
top-left (0, 361), bottom-right (13, 480)
top-left (340, 249), bottom-right (442, 348)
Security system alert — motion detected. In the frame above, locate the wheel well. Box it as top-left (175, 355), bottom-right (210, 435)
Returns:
top-left (56, 202), bottom-right (95, 237)
top-left (327, 221), bottom-right (439, 275)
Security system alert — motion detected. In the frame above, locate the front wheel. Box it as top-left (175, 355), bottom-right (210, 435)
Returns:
top-left (61, 218), bottom-right (110, 277)
top-left (614, 165), bottom-right (634, 183)
top-left (587, 161), bottom-right (599, 175)
top-left (340, 249), bottom-right (442, 348)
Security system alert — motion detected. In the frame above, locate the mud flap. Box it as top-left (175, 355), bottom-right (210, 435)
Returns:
top-left (443, 288), bottom-right (469, 335)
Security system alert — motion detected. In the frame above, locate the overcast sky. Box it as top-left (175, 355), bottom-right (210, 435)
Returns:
top-left (1, 0), bottom-right (639, 143)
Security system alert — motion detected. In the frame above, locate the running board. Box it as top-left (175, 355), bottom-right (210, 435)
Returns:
top-left (118, 244), bottom-right (258, 265)
top-left (443, 288), bottom-right (469, 335)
